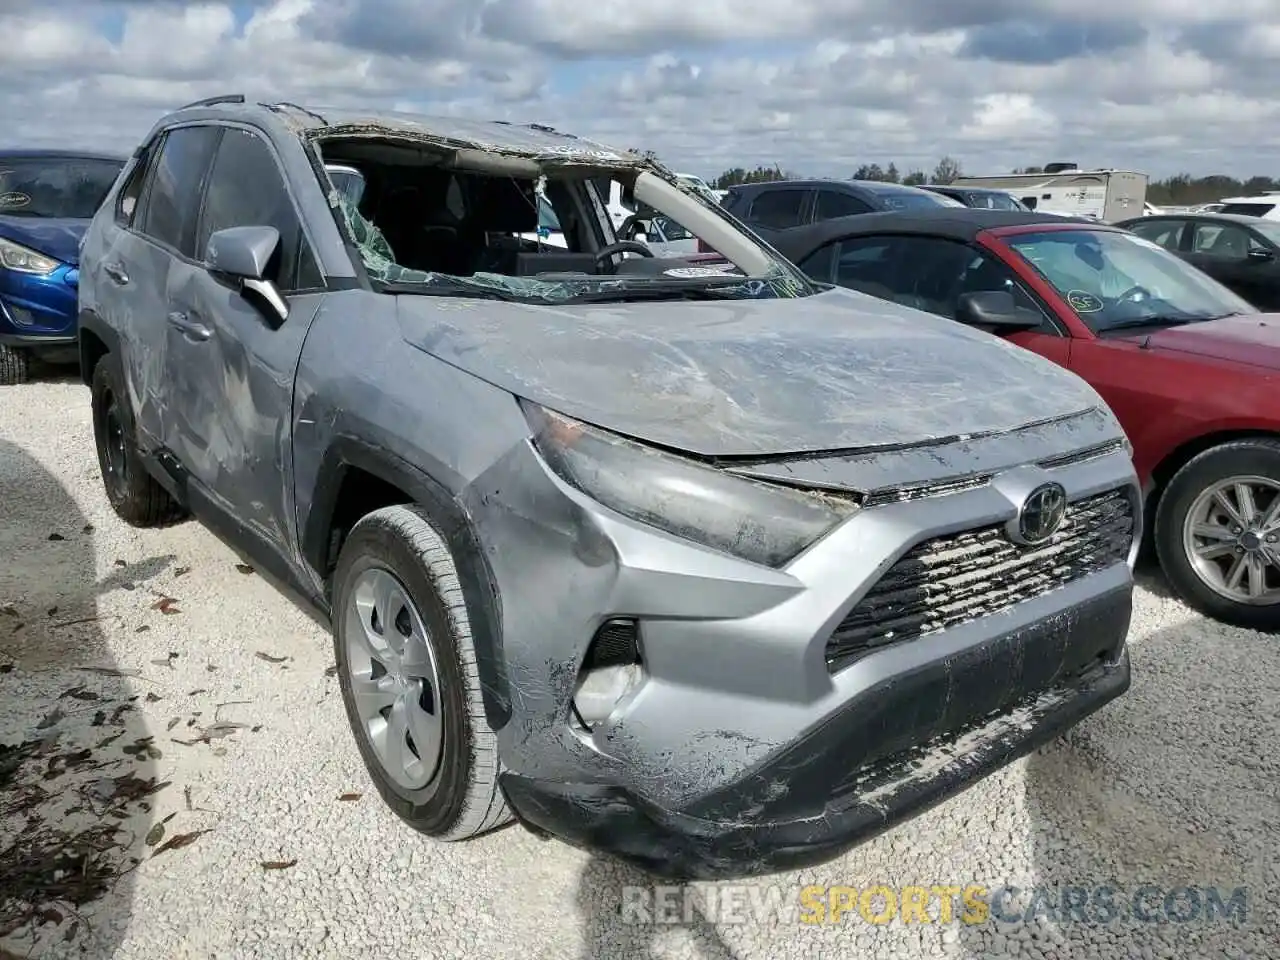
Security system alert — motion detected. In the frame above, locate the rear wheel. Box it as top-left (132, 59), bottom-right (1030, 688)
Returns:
top-left (0, 344), bottom-right (30, 385)
top-left (1155, 439), bottom-right (1280, 632)
top-left (332, 504), bottom-right (510, 840)
top-left (90, 356), bottom-right (186, 527)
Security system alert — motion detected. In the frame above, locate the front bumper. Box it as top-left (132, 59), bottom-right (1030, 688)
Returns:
top-left (0, 262), bottom-right (79, 344)
top-left (463, 410), bottom-right (1139, 880)
top-left (502, 583), bottom-right (1131, 879)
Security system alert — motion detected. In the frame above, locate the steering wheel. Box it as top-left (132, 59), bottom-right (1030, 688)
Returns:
top-left (1116, 285), bottom-right (1153, 303)
top-left (595, 240), bottom-right (654, 271)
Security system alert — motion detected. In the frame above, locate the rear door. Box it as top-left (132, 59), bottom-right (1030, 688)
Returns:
top-left (96, 125), bottom-right (220, 449)
top-left (164, 123), bottom-right (326, 563)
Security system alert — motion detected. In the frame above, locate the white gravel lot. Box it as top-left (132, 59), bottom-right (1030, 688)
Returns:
top-left (2, 379), bottom-right (1277, 960)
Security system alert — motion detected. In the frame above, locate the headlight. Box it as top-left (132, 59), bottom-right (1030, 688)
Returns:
top-left (0, 237), bottom-right (58, 275)
top-left (523, 401), bottom-right (858, 568)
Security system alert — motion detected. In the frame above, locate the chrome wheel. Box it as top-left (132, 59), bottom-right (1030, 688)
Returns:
top-left (1182, 475), bottom-right (1280, 606)
top-left (343, 566), bottom-right (445, 790)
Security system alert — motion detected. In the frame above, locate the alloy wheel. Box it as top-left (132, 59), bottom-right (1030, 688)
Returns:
top-left (1182, 475), bottom-right (1280, 606)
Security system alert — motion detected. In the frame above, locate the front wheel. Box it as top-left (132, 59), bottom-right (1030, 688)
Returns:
top-left (332, 504), bottom-right (510, 840)
top-left (0, 344), bottom-right (30, 385)
top-left (1155, 439), bottom-right (1280, 632)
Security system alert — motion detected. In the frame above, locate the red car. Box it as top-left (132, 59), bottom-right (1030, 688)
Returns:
top-left (773, 208), bottom-right (1280, 631)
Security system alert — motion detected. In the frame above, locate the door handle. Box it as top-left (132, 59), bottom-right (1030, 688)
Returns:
top-left (167, 311), bottom-right (211, 341)
top-left (104, 262), bottom-right (129, 285)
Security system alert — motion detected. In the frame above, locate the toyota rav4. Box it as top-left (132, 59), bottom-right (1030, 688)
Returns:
top-left (77, 95), bottom-right (1140, 879)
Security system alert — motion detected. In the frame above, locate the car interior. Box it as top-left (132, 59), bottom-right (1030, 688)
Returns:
top-left (314, 138), bottom-right (705, 281)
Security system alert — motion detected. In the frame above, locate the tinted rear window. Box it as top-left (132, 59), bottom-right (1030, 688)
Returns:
top-left (747, 188), bottom-right (808, 228)
top-left (878, 191), bottom-right (958, 210)
top-left (1218, 203), bottom-right (1276, 217)
top-left (0, 157), bottom-right (124, 219)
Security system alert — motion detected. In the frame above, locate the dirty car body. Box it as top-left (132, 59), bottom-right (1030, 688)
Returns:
top-left (78, 97), bottom-right (1139, 879)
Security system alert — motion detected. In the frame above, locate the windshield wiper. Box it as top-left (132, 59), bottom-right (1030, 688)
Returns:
top-left (569, 283), bottom-right (754, 304)
top-left (1102, 315), bottom-right (1210, 331)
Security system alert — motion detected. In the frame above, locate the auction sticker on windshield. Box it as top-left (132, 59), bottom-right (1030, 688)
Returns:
top-left (0, 192), bottom-right (30, 209)
top-left (663, 266), bottom-right (734, 278)
top-left (1066, 290), bottom-right (1104, 313)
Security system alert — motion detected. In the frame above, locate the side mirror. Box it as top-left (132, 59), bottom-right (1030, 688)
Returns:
top-left (955, 290), bottom-right (1043, 332)
top-left (205, 226), bottom-right (289, 326)
top-left (1248, 248), bottom-right (1275, 262)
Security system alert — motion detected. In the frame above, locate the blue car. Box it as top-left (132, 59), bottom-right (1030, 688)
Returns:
top-left (0, 149), bottom-right (126, 383)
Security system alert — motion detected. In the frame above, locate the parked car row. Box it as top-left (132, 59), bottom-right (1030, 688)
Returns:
top-left (0, 100), bottom-right (1273, 883)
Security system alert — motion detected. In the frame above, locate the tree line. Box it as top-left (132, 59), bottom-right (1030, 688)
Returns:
top-left (707, 158), bottom-right (1280, 205)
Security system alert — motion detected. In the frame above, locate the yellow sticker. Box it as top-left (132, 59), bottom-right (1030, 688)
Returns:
top-left (1066, 290), bottom-right (1103, 313)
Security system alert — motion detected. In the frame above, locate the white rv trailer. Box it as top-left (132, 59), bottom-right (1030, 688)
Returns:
top-left (951, 163), bottom-right (1148, 222)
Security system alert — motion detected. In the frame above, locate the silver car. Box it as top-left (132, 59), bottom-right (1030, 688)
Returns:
top-left (76, 96), bottom-right (1140, 880)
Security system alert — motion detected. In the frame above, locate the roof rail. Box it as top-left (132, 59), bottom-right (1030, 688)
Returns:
top-left (262, 101), bottom-right (329, 125)
top-left (178, 94), bottom-right (245, 110)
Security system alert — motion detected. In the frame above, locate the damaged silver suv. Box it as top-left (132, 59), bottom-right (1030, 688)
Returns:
top-left (77, 95), bottom-right (1141, 879)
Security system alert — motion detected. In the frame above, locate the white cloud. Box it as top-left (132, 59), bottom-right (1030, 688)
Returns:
top-left (0, 0), bottom-right (1277, 180)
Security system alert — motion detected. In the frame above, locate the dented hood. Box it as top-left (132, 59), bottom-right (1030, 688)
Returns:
top-left (396, 286), bottom-right (1104, 458)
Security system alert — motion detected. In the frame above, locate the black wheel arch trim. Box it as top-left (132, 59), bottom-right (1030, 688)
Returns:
top-left (302, 434), bottom-right (511, 731)
top-left (77, 309), bottom-right (122, 386)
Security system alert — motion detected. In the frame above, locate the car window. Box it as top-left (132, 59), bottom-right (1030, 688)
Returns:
top-left (1005, 228), bottom-right (1255, 333)
top-left (878, 191), bottom-right (961, 211)
top-left (829, 237), bottom-right (902, 299)
top-left (651, 215), bottom-right (692, 241)
top-left (849, 235), bottom-right (1052, 328)
top-left (968, 192), bottom-right (1025, 211)
top-left (721, 189), bottom-right (749, 217)
top-left (1191, 222), bottom-right (1264, 260)
top-left (796, 241), bottom-right (837, 282)
top-left (748, 189), bottom-right (809, 229)
top-left (814, 190), bottom-right (872, 220)
top-left (135, 125), bottom-right (220, 257)
top-left (1218, 202), bottom-right (1277, 218)
top-left (1128, 220), bottom-right (1184, 251)
top-left (197, 127), bottom-right (322, 292)
top-left (0, 156), bottom-right (124, 220)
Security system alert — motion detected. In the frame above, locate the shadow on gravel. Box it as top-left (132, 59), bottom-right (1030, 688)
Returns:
top-left (0, 438), bottom-right (166, 957)
top-left (957, 616), bottom-right (1279, 959)
top-left (576, 854), bottom-right (740, 959)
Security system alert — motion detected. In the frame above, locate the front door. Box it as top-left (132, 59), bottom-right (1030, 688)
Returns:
top-left (1184, 220), bottom-right (1280, 311)
top-left (163, 124), bottom-right (326, 567)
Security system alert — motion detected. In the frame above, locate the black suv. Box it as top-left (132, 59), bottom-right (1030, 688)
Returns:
top-left (722, 179), bottom-right (961, 237)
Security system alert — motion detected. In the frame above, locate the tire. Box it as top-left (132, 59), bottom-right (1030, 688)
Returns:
top-left (1154, 438), bottom-right (1280, 632)
top-left (90, 355), bottom-right (187, 527)
top-left (0, 344), bottom-right (30, 385)
top-left (332, 504), bottom-right (510, 840)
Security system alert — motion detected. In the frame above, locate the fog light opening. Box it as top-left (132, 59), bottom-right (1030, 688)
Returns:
top-left (571, 617), bottom-right (643, 731)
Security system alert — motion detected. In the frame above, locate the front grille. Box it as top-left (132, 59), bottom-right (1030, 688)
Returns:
top-left (825, 488), bottom-right (1135, 671)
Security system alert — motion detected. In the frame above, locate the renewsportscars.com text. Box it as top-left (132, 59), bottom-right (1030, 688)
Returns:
top-left (619, 883), bottom-right (1249, 927)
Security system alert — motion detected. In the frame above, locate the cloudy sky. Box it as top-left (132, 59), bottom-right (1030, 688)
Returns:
top-left (3, 0), bottom-right (1279, 181)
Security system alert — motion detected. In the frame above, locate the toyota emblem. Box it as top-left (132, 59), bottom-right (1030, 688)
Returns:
top-left (1012, 482), bottom-right (1068, 546)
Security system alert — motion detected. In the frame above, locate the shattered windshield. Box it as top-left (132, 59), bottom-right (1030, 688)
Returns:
top-left (320, 147), bottom-right (811, 304)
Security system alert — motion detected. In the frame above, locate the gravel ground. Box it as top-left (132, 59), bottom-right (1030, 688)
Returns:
top-left (2, 379), bottom-right (1277, 960)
